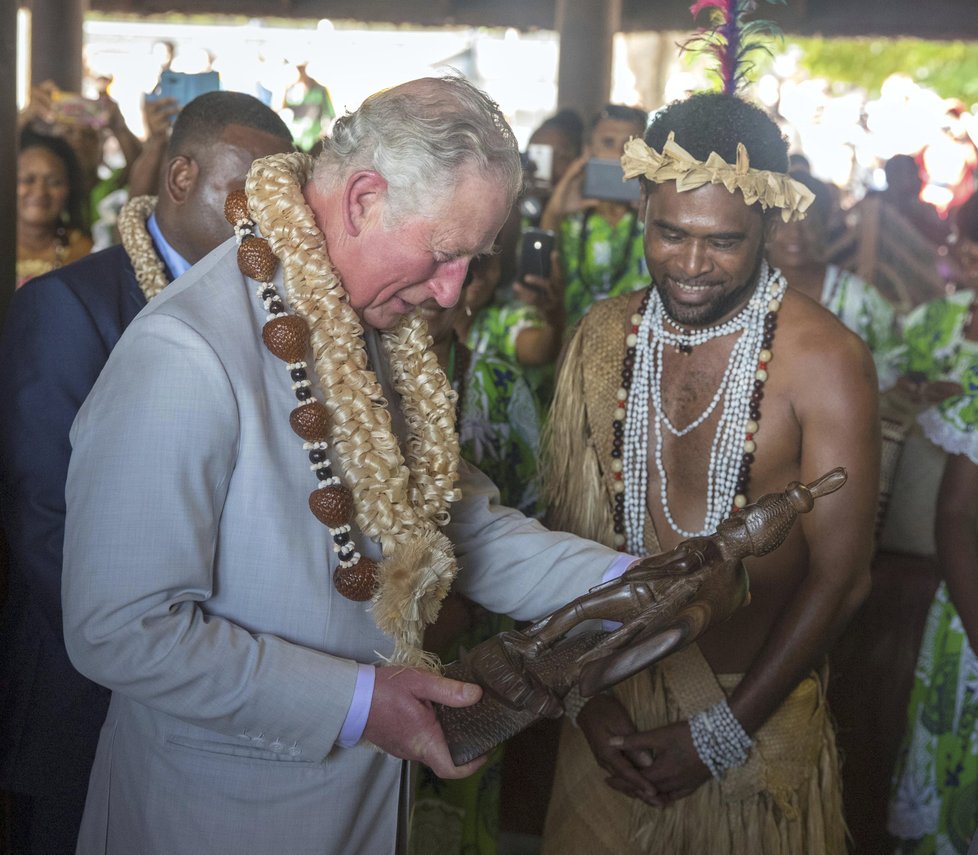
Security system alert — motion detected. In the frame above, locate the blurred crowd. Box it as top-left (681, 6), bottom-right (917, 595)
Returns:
top-left (7, 61), bottom-right (978, 854)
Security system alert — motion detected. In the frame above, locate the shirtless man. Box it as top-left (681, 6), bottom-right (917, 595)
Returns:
top-left (540, 92), bottom-right (880, 854)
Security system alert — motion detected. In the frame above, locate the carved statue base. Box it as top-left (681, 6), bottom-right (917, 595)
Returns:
top-left (436, 469), bottom-right (847, 766)
top-left (440, 631), bottom-right (604, 766)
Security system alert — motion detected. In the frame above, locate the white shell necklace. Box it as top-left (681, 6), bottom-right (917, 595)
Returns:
top-left (622, 261), bottom-right (787, 547)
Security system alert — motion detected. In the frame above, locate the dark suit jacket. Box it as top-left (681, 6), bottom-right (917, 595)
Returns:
top-left (0, 244), bottom-right (163, 796)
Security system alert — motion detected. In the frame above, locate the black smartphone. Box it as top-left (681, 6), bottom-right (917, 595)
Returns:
top-left (518, 228), bottom-right (556, 286)
top-left (582, 157), bottom-right (641, 203)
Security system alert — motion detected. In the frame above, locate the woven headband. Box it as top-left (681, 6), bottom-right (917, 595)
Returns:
top-left (621, 131), bottom-right (815, 223)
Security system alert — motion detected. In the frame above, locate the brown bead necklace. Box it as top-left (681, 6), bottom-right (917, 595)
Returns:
top-left (225, 189), bottom-right (379, 601)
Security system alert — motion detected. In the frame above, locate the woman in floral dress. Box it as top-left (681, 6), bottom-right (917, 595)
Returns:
top-left (456, 250), bottom-right (562, 413)
top-left (888, 366), bottom-right (978, 854)
top-left (539, 104), bottom-right (650, 331)
top-left (897, 193), bottom-right (978, 399)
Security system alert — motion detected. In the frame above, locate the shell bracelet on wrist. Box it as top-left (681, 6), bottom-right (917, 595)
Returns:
top-left (688, 698), bottom-right (753, 780)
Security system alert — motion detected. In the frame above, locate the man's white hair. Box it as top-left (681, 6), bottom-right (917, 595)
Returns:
top-left (313, 76), bottom-right (522, 225)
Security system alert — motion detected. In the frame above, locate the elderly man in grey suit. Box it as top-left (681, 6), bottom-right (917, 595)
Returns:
top-left (62, 77), bottom-right (636, 854)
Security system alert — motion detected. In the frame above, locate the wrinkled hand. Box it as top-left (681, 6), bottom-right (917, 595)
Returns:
top-left (363, 665), bottom-right (485, 779)
top-left (577, 694), bottom-right (663, 806)
top-left (608, 719), bottom-right (711, 806)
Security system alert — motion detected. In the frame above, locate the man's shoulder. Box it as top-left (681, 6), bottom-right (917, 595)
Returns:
top-left (777, 289), bottom-right (875, 380)
top-left (579, 290), bottom-right (642, 333)
top-left (129, 240), bottom-right (256, 356)
top-left (139, 239), bottom-right (240, 321)
top-left (8, 245), bottom-right (139, 325)
top-left (781, 287), bottom-right (866, 341)
top-left (26, 244), bottom-right (134, 296)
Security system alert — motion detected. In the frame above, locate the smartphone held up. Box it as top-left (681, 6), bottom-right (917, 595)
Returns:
top-left (582, 157), bottom-right (641, 204)
top-left (518, 228), bottom-right (556, 294)
top-left (145, 70), bottom-right (221, 113)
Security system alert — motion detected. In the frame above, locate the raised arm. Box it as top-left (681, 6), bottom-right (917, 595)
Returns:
top-left (126, 97), bottom-right (180, 198)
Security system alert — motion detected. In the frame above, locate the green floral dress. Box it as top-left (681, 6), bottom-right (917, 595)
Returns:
top-left (820, 264), bottom-right (903, 389)
top-left (411, 346), bottom-right (544, 855)
top-left (465, 301), bottom-right (553, 406)
top-left (458, 350), bottom-right (543, 518)
top-left (559, 208), bottom-right (648, 331)
top-left (889, 370), bottom-right (978, 854)
top-left (900, 290), bottom-right (978, 383)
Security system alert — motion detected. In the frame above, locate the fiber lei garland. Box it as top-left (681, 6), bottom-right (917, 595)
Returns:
top-left (117, 195), bottom-right (170, 302)
top-left (242, 152), bottom-right (461, 667)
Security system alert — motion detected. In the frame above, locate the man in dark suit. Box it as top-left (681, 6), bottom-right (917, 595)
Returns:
top-left (0, 90), bottom-right (292, 854)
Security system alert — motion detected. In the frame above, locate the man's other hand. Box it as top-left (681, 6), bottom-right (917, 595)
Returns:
top-left (578, 693), bottom-right (664, 806)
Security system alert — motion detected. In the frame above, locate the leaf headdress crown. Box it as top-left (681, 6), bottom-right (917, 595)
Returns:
top-left (620, 0), bottom-right (813, 222)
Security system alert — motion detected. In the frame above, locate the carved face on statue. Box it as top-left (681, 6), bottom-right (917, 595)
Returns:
top-left (643, 181), bottom-right (773, 328)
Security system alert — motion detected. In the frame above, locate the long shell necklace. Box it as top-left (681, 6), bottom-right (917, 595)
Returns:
top-left (612, 262), bottom-right (786, 551)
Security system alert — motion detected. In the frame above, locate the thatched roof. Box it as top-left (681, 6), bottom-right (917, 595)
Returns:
top-left (89, 0), bottom-right (978, 40)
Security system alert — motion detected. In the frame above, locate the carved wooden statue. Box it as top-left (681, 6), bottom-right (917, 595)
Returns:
top-left (437, 468), bottom-right (847, 765)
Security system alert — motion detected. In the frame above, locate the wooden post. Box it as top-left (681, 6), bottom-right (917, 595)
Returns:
top-left (555, 0), bottom-right (621, 124)
top-left (30, 0), bottom-right (88, 92)
top-left (0, 0), bottom-right (18, 320)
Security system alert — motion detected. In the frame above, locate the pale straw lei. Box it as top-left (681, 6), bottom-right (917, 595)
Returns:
top-left (246, 152), bottom-right (462, 668)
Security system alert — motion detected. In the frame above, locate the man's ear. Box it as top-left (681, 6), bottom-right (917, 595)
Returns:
top-left (342, 170), bottom-right (389, 237)
top-left (763, 213), bottom-right (781, 245)
top-left (165, 155), bottom-right (199, 207)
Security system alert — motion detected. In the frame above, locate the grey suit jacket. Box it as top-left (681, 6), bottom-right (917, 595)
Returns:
top-left (63, 238), bottom-right (621, 855)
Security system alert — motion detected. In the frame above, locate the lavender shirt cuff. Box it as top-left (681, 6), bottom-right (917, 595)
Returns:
top-left (602, 553), bottom-right (639, 631)
top-left (336, 663), bottom-right (375, 748)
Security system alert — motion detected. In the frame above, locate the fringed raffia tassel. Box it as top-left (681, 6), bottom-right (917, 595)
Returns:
top-left (371, 528), bottom-right (457, 668)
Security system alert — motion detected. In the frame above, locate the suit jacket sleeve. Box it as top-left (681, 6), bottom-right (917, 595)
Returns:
top-left (0, 275), bottom-right (113, 640)
top-left (62, 311), bottom-right (358, 760)
top-left (446, 460), bottom-right (622, 621)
